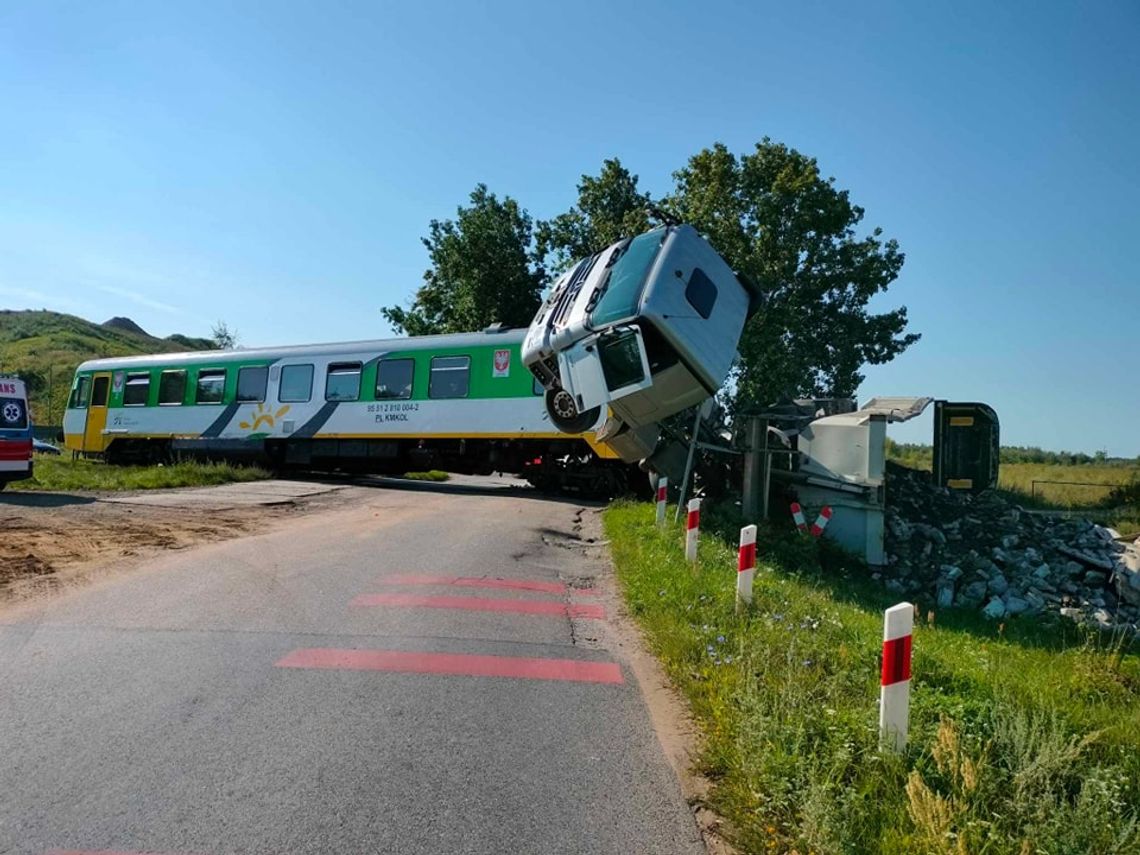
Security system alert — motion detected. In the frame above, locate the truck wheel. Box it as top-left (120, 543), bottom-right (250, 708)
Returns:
top-left (545, 388), bottom-right (601, 434)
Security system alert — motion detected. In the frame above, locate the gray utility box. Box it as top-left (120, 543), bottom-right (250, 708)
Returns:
top-left (789, 397), bottom-right (999, 566)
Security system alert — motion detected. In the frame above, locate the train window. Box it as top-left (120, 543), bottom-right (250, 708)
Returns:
top-left (534, 376), bottom-right (545, 395)
top-left (375, 359), bottom-right (414, 400)
top-left (91, 376), bottom-right (109, 407)
top-left (326, 362), bottom-right (362, 402)
top-left (236, 366), bottom-right (268, 402)
top-left (123, 372), bottom-right (151, 406)
top-left (684, 268), bottom-right (718, 320)
top-left (196, 369), bottom-right (226, 404)
top-left (71, 376), bottom-right (91, 409)
top-left (158, 370), bottom-right (187, 405)
top-left (279, 364), bottom-right (313, 403)
top-left (429, 356), bottom-right (470, 399)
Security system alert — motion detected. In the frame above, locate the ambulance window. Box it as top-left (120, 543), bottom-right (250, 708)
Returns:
top-left (72, 376), bottom-right (91, 409)
top-left (123, 372), bottom-right (151, 406)
top-left (196, 369), bottom-right (226, 404)
top-left (429, 356), bottom-right (470, 399)
top-left (376, 359), bottom-right (414, 400)
top-left (158, 370), bottom-right (187, 405)
top-left (326, 362), bottom-right (362, 402)
top-left (685, 268), bottom-right (718, 319)
top-left (236, 366), bottom-right (268, 402)
top-left (279, 364), bottom-right (313, 403)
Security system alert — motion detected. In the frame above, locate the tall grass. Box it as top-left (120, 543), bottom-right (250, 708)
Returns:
top-left (12, 455), bottom-right (269, 491)
top-left (606, 501), bottom-right (1140, 853)
top-left (999, 463), bottom-right (1139, 509)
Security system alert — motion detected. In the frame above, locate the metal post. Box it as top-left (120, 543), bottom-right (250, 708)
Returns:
top-left (761, 438), bottom-right (772, 521)
top-left (674, 406), bottom-right (704, 523)
top-left (742, 417), bottom-right (767, 521)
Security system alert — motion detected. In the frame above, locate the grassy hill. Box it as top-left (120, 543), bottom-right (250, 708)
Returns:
top-left (0, 310), bottom-right (215, 425)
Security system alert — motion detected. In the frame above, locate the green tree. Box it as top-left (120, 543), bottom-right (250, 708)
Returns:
top-left (383, 184), bottom-right (545, 335)
top-left (211, 320), bottom-right (239, 350)
top-left (535, 158), bottom-right (653, 273)
top-left (665, 139), bottom-right (918, 410)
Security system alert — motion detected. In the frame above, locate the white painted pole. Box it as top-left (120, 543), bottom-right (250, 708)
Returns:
top-left (684, 498), bottom-right (701, 563)
top-left (655, 477), bottom-right (668, 527)
top-left (810, 506), bottom-right (833, 538)
top-left (879, 602), bottom-right (914, 753)
top-left (736, 524), bottom-right (757, 611)
top-left (790, 501), bottom-right (808, 534)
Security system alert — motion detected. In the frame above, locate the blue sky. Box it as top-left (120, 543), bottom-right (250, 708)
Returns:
top-left (1, 1), bottom-right (1137, 454)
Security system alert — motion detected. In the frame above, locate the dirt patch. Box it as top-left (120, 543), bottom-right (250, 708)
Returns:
top-left (0, 488), bottom-right (348, 607)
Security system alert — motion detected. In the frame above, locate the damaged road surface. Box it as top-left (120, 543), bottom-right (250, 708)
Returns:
top-left (0, 483), bottom-right (705, 855)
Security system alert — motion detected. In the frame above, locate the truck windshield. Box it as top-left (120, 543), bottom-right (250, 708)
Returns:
top-left (589, 229), bottom-right (665, 328)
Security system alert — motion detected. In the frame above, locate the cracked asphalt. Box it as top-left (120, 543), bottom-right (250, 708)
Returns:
top-left (0, 481), bottom-right (705, 855)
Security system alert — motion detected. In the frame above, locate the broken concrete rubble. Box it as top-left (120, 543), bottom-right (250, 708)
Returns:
top-left (883, 463), bottom-right (1139, 632)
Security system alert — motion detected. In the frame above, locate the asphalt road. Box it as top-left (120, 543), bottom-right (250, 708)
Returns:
top-left (0, 481), bottom-right (705, 855)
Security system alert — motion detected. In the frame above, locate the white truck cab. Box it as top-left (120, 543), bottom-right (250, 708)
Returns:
top-left (523, 224), bottom-right (759, 463)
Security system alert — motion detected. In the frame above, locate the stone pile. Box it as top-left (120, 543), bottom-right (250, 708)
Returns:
top-left (878, 463), bottom-right (1140, 631)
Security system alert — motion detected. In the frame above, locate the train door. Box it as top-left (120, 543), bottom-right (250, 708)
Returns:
top-left (82, 373), bottom-right (112, 454)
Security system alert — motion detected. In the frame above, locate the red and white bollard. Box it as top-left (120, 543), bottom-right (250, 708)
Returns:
top-left (879, 602), bottom-right (913, 753)
top-left (736, 524), bottom-right (757, 610)
top-left (790, 502), bottom-right (808, 534)
top-left (810, 506), bottom-right (833, 538)
top-left (685, 498), bottom-right (701, 563)
top-left (655, 477), bottom-right (668, 526)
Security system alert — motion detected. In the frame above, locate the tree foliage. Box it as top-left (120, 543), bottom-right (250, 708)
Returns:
top-left (664, 140), bottom-right (918, 410)
top-left (535, 158), bottom-right (652, 273)
top-left (387, 141), bottom-right (918, 409)
top-left (211, 320), bottom-right (238, 350)
top-left (533, 141), bottom-right (918, 411)
top-left (382, 184), bottom-right (545, 336)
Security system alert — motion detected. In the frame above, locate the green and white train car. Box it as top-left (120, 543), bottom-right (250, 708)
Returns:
top-left (63, 329), bottom-right (634, 494)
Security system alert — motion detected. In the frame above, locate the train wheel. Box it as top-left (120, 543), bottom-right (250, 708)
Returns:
top-left (545, 389), bottom-right (601, 434)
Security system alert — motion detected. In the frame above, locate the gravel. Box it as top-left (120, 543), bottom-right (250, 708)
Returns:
top-left (882, 463), bottom-right (1139, 632)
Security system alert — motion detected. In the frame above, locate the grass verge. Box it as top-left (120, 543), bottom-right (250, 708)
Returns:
top-left (606, 500), bottom-right (1140, 854)
top-left (401, 470), bottom-right (451, 482)
top-left (12, 455), bottom-right (270, 491)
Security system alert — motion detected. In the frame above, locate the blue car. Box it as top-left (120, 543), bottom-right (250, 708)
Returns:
top-left (33, 437), bottom-right (61, 455)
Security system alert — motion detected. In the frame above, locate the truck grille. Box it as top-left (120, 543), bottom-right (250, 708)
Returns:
top-left (550, 253), bottom-right (598, 329)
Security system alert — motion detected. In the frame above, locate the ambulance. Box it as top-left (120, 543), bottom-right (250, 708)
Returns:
top-left (0, 376), bottom-right (33, 489)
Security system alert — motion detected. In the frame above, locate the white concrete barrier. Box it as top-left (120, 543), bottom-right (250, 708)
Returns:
top-left (736, 524), bottom-right (757, 610)
top-left (685, 498), bottom-right (701, 563)
top-left (879, 602), bottom-right (914, 753)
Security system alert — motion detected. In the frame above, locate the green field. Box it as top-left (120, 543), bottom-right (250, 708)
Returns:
top-left (606, 501), bottom-right (1140, 854)
top-left (9, 455), bottom-right (269, 492)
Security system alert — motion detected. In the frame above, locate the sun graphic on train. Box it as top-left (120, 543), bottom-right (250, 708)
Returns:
top-left (240, 402), bottom-right (290, 433)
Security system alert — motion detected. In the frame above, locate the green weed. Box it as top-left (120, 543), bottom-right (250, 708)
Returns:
top-left (12, 455), bottom-right (269, 491)
top-left (605, 501), bottom-right (1140, 853)
top-left (401, 470), bottom-right (451, 482)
